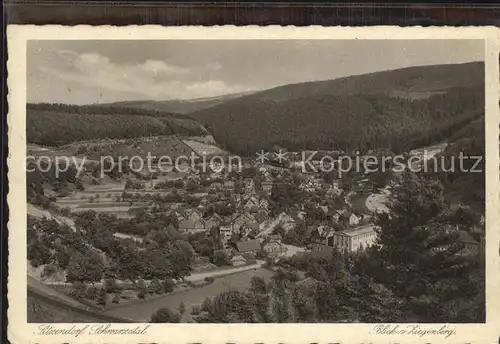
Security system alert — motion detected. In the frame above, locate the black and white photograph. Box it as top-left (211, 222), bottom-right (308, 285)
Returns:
top-left (23, 38), bottom-right (488, 325)
top-left (7, 26), bottom-right (498, 344)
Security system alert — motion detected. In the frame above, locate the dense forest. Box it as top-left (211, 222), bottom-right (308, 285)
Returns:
top-left (192, 86), bottom-right (484, 154)
top-left (27, 103), bottom-right (207, 146)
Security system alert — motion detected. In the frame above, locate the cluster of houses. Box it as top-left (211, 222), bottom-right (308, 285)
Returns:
top-left (143, 158), bottom-right (485, 269)
top-left (154, 163), bottom-right (387, 267)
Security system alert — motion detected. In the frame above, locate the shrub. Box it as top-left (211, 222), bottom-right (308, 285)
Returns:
top-left (191, 305), bottom-right (201, 315)
top-left (70, 281), bottom-right (87, 300)
top-left (201, 297), bottom-right (212, 312)
top-left (104, 278), bottom-right (122, 293)
top-left (41, 264), bottom-right (58, 279)
top-left (150, 307), bottom-right (181, 323)
top-left (30, 258), bottom-right (42, 268)
top-left (150, 278), bottom-right (162, 294)
top-left (97, 288), bottom-right (107, 307)
top-left (86, 286), bottom-right (99, 300)
top-left (138, 290), bottom-right (146, 299)
top-left (112, 294), bottom-right (121, 304)
top-left (163, 278), bottom-right (175, 293)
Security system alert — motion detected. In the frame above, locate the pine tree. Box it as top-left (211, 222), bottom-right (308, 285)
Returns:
top-left (373, 171), bottom-right (483, 321)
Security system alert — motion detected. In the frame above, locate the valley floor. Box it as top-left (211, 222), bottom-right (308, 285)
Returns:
top-left (102, 268), bottom-right (274, 322)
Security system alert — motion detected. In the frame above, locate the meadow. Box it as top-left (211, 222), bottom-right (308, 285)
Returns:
top-left (102, 268), bottom-right (274, 322)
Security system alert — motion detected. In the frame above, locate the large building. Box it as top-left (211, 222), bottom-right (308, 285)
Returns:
top-left (330, 224), bottom-right (377, 252)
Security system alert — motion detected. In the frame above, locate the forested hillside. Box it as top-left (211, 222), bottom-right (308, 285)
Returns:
top-left (226, 62), bottom-right (483, 103)
top-left (27, 62), bottom-right (484, 154)
top-left (27, 103), bottom-right (207, 147)
top-left (193, 86), bottom-right (484, 154)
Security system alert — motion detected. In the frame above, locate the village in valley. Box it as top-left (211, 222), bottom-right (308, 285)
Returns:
top-left (25, 40), bottom-right (487, 323)
top-left (26, 139), bottom-right (486, 323)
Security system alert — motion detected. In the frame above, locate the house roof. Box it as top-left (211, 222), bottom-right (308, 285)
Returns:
top-left (339, 211), bottom-right (354, 220)
top-left (254, 212), bottom-right (268, 223)
top-left (233, 212), bottom-right (257, 223)
top-left (208, 213), bottom-right (222, 221)
top-left (247, 228), bottom-right (260, 238)
top-left (231, 254), bottom-right (247, 262)
top-left (178, 218), bottom-right (195, 228)
top-left (236, 239), bottom-right (261, 252)
top-left (268, 234), bottom-right (282, 241)
top-left (338, 224), bottom-right (376, 237)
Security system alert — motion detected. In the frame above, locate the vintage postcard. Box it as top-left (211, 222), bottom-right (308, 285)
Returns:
top-left (6, 25), bottom-right (500, 343)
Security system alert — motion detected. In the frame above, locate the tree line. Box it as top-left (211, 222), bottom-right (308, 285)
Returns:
top-left (27, 103), bottom-right (206, 146)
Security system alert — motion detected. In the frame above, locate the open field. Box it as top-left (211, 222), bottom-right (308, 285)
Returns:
top-left (76, 203), bottom-right (139, 209)
top-left (72, 207), bottom-right (136, 214)
top-left (55, 197), bottom-right (148, 216)
top-left (103, 268), bottom-right (274, 322)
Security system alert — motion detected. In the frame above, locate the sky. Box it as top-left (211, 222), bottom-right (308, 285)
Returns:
top-left (27, 40), bottom-right (484, 105)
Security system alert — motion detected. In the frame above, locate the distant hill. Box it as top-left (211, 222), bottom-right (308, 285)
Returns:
top-left (231, 62), bottom-right (484, 103)
top-left (27, 62), bottom-right (484, 154)
top-left (27, 103), bottom-right (208, 146)
top-left (190, 62), bottom-right (484, 154)
top-left (101, 91), bottom-right (255, 114)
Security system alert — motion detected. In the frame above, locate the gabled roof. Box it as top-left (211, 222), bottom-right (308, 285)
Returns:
top-left (183, 208), bottom-right (202, 218)
top-left (247, 228), bottom-right (260, 238)
top-left (231, 254), bottom-right (247, 262)
top-left (236, 239), bottom-right (261, 252)
top-left (338, 224), bottom-right (376, 237)
top-left (233, 212), bottom-right (257, 223)
top-left (254, 212), bottom-right (268, 223)
top-left (339, 211), bottom-right (354, 220)
top-left (209, 213), bottom-right (223, 221)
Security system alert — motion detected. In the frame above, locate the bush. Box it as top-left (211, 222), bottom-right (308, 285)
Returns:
top-left (191, 305), bottom-right (201, 315)
top-left (150, 278), bottom-right (163, 294)
top-left (150, 307), bottom-right (181, 323)
top-left (41, 264), bottom-right (58, 279)
top-left (30, 258), bottom-right (42, 268)
top-left (138, 290), bottom-right (146, 299)
top-left (97, 287), bottom-right (107, 307)
top-left (163, 278), bottom-right (175, 293)
top-left (112, 294), bottom-right (121, 304)
top-left (178, 301), bottom-right (186, 315)
top-left (201, 297), bottom-right (212, 312)
top-left (70, 281), bottom-right (87, 300)
top-left (104, 278), bottom-right (122, 293)
top-left (86, 286), bottom-right (99, 300)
